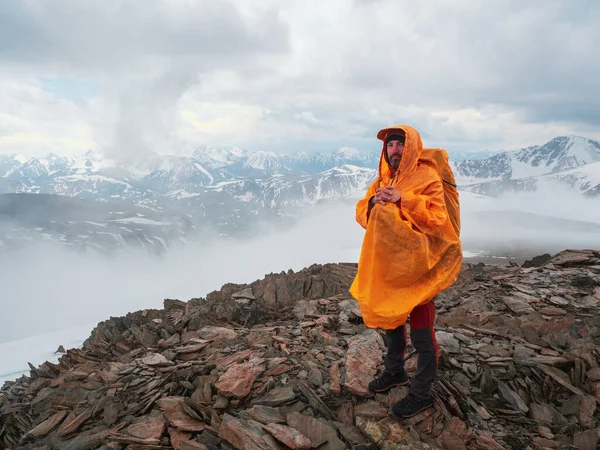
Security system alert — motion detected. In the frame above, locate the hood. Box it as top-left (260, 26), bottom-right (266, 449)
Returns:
top-left (376, 125), bottom-right (423, 184)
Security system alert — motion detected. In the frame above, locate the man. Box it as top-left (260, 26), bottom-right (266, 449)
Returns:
top-left (349, 125), bottom-right (462, 418)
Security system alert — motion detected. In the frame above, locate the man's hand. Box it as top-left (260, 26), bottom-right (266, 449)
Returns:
top-left (377, 186), bottom-right (401, 203)
top-left (370, 192), bottom-right (386, 205)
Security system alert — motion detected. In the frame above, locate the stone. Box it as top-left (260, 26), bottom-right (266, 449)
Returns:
top-left (579, 395), bottom-right (597, 429)
top-left (263, 423), bottom-right (311, 449)
top-left (307, 368), bottom-right (323, 387)
top-left (522, 253), bottom-right (552, 268)
top-left (333, 421), bottom-right (370, 446)
top-left (232, 287), bottom-right (256, 300)
top-left (198, 326), bottom-right (238, 342)
top-left (3, 253), bottom-right (600, 450)
top-left (439, 417), bottom-right (474, 444)
top-left (26, 410), bottom-right (69, 439)
top-left (286, 412), bottom-right (346, 450)
top-left (530, 403), bottom-right (554, 424)
top-left (126, 416), bottom-right (166, 440)
top-left (587, 368), bottom-right (600, 381)
top-left (573, 429), bottom-right (598, 450)
top-left (436, 331), bottom-right (461, 354)
top-left (355, 416), bottom-right (389, 444)
top-left (217, 414), bottom-right (279, 450)
top-left (561, 395), bottom-right (582, 416)
top-left (338, 401), bottom-right (354, 425)
top-left (502, 296), bottom-right (534, 314)
top-left (344, 330), bottom-right (384, 396)
top-left (241, 406), bottom-right (286, 424)
top-left (330, 361), bottom-right (341, 394)
top-left (252, 386), bottom-right (297, 406)
top-left (441, 434), bottom-right (468, 450)
top-left (538, 306), bottom-right (567, 316)
top-left (497, 381), bottom-right (529, 413)
top-left (140, 353), bottom-right (173, 366)
top-left (354, 400), bottom-right (389, 419)
top-left (513, 344), bottom-right (536, 363)
top-left (215, 360), bottom-right (265, 398)
top-left (57, 409), bottom-right (93, 436)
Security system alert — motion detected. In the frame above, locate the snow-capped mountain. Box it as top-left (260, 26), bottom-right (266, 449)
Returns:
top-left (1, 134), bottom-right (599, 251)
top-left (0, 146), bottom-right (379, 243)
top-left (454, 136), bottom-right (600, 196)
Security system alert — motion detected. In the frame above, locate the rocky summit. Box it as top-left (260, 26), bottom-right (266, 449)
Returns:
top-left (2, 250), bottom-right (600, 450)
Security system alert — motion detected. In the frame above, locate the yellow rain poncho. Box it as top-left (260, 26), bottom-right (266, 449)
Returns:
top-left (349, 125), bottom-right (463, 329)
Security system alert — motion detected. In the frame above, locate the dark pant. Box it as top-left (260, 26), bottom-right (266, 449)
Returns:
top-left (384, 300), bottom-right (438, 400)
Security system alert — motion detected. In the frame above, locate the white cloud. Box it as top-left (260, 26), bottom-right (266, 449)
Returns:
top-left (0, 0), bottom-right (599, 156)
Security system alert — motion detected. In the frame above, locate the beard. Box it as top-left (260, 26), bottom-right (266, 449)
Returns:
top-left (389, 155), bottom-right (401, 169)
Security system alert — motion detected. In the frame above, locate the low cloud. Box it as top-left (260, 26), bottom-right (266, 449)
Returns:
top-left (2, 182), bottom-right (599, 344)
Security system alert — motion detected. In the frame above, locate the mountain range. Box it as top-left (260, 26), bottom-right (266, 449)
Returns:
top-left (1, 135), bottom-right (599, 253)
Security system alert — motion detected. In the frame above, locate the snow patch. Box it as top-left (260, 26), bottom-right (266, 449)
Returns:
top-left (111, 217), bottom-right (171, 226)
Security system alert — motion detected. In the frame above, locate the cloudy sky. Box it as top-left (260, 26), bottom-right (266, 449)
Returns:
top-left (0, 0), bottom-right (599, 157)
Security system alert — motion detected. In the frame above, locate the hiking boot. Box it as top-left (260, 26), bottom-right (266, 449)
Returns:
top-left (392, 392), bottom-right (434, 418)
top-left (368, 371), bottom-right (409, 393)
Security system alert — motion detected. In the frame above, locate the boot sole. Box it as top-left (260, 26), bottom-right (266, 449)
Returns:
top-left (369, 379), bottom-right (410, 393)
top-left (392, 402), bottom-right (434, 418)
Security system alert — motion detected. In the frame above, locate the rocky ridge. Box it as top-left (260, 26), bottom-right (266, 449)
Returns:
top-left (1, 250), bottom-right (600, 449)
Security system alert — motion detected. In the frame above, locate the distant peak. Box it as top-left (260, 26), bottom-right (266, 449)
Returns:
top-left (82, 149), bottom-right (105, 161)
top-left (334, 146), bottom-right (362, 158)
top-left (12, 154), bottom-right (33, 164)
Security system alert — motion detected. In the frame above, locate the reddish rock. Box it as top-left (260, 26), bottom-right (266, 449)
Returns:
top-left (215, 360), bottom-right (265, 398)
top-left (218, 414), bottom-right (279, 450)
top-left (26, 378), bottom-right (51, 395)
top-left (198, 326), bottom-right (238, 342)
top-left (538, 306), bottom-right (567, 316)
top-left (126, 416), bottom-right (166, 440)
top-left (214, 349), bottom-right (253, 367)
top-left (286, 412), bottom-right (346, 450)
top-left (330, 361), bottom-right (341, 394)
top-left (27, 410), bottom-right (68, 439)
top-left (181, 330), bottom-right (200, 344)
top-left (338, 401), bottom-right (354, 425)
top-left (440, 417), bottom-right (474, 445)
top-left (344, 330), bottom-right (384, 396)
top-left (57, 408), bottom-right (93, 436)
top-left (355, 416), bottom-right (389, 444)
top-left (573, 429), bottom-right (598, 450)
top-left (474, 434), bottom-right (508, 450)
top-left (157, 396), bottom-right (186, 411)
top-left (532, 437), bottom-right (562, 448)
top-left (169, 427), bottom-right (193, 450)
top-left (140, 353), bottom-right (173, 366)
top-left (441, 434), bottom-right (468, 450)
top-left (386, 420), bottom-right (413, 442)
top-left (264, 423), bottom-right (311, 449)
top-left (354, 400), bottom-right (388, 419)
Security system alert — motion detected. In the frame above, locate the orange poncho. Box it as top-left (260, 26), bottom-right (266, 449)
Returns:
top-left (349, 125), bottom-right (463, 329)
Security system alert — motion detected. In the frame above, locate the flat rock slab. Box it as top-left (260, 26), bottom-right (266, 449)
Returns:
top-left (215, 360), bottom-right (265, 398)
top-left (343, 330), bottom-right (384, 397)
top-left (286, 412), bottom-right (346, 450)
top-left (264, 423), bottom-right (311, 449)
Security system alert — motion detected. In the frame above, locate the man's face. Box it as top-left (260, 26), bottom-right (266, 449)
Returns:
top-left (386, 139), bottom-right (404, 169)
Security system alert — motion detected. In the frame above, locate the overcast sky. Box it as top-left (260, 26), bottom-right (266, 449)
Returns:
top-left (0, 0), bottom-right (599, 157)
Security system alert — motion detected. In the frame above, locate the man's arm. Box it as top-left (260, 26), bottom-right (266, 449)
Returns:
top-left (356, 180), bottom-right (380, 229)
top-left (400, 175), bottom-right (448, 235)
